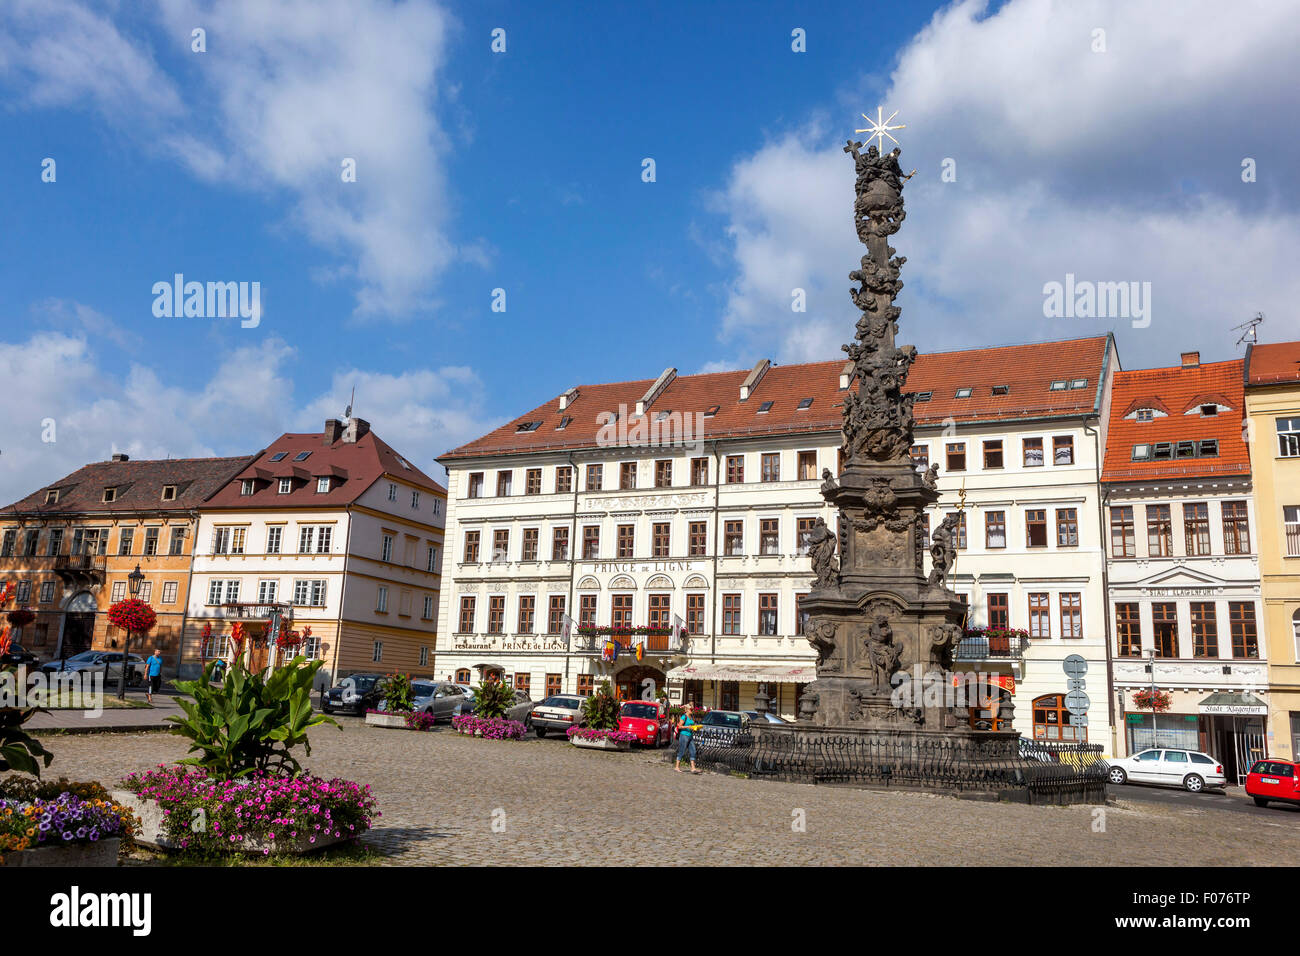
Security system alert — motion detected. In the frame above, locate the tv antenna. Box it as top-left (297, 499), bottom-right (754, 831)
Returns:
top-left (1233, 313), bottom-right (1263, 348)
top-left (344, 386), bottom-right (355, 419)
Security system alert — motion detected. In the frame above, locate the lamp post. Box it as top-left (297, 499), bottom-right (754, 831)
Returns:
top-left (117, 564), bottom-right (145, 700)
top-left (1145, 648), bottom-right (1157, 749)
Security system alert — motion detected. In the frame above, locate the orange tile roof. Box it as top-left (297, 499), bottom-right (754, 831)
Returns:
top-left (1101, 359), bottom-right (1249, 482)
top-left (441, 335), bottom-right (1114, 461)
top-left (1246, 341), bottom-right (1300, 385)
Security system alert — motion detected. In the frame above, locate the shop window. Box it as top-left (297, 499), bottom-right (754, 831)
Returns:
top-left (720, 681), bottom-right (740, 711)
top-left (1033, 693), bottom-right (1086, 742)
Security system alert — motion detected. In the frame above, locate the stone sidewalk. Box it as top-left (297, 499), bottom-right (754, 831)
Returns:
top-left (26, 691), bottom-right (183, 733)
top-left (20, 720), bottom-right (1300, 866)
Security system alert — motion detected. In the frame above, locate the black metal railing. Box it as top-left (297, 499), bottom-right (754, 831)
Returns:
top-left (954, 634), bottom-right (1029, 660)
top-left (676, 730), bottom-right (1107, 805)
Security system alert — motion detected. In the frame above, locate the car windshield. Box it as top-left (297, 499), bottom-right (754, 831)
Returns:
top-left (542, 697), bottom-right (582, 709)
top-left (701, 712), bottom-right (742, 727)
top-left (66, 652), bottom-right (100, 663)
top-left (346, 676), bottom-right (379, 692)
top-left (621, 703), bottom-right (659, 719)
top-left (412, 683), bottom-right (437, 697)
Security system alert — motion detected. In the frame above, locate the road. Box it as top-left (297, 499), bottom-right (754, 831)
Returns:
top-left (1109, 781), bottom-right (1300, 819)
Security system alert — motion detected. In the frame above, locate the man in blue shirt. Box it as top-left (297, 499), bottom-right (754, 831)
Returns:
top-left (145, 649), bottom-right (164, 703)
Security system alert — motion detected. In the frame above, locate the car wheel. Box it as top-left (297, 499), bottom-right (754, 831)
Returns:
top-left (1252, 797), bottom-right (1269, 808)
top-left (535, 727), bottom-right (547, 738)
top-left (1183, 774), bottom-right (1205, 793)
top-left (1107, 767), bottom-right (1128, 785)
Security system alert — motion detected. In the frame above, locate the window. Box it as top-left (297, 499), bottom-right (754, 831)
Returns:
top-left (947, 512), bottom-right (967, 550)
top-left (411, 490), bottom-right (420, 509)
top-left (468, 473), bottom-right (484, 498)
top-left (617, 524), bottom-right (635, 558)
top-left (722, 594), bottom-right (742, 635)
top-left (724, 520), bottom-right (744, 556)
top-left (487, 596), bottom-right (505, 634)
top-left (1053, 436), bottom-right (1074, 465)
top-left (39, 582), bottom-right (54, 604)
top-left (1023, 437), bottom-right (1044, 467)
top-left (102, 487), bottom-right (116, 503)
top-left (463, 530), bottom-right (480, 563)
top-left (726, 455), bottom-right (744, 484)
top-left (518, 595), bottom-right (535, 633)
top-left (47, 529), bottom-right (63, 556)
top-left (797, 451), bottom-right (817, 481)
top-left (983, 440), bottom-right (1004, 469)
top-left (910, 444), bottom-right (929, 470)
top-left (557, 417), bottom-right (572, 431)
top-left (577, 674), bottom-right (595, 696)
top-left (45, 489), bottom-right (59, 504)
top-left (1191, 602), bottom-right (1218, 657)
top-left (111, 581), bottom-right (126, 603)
top-left (585, 464), bottom-right (603, 491)
top-left (1, 530), bottom-right (13, 557)
top-left (758, 593), bottom-right (778, 636)
top-left (426, 544), bottom-right (438, 572)
top-left (1060, 593), bottom-right (1082, 638)
top-left (1222, 501), bottom-right (1250, 554)
top-left (547, 596), bottom-right (566, 634)
top-left (654, 460), bottom-right (672, 488)
top-left (552, 527), bottom-right (570, 561)
top-left (258, 580), bottom-right (278, 604)
top-left (582, 525), bottom-right (600, 559)
top-left (1026, 510), bottom-right (1047, 548)
top-left (496, 471), bottom-right (512, 497)
top-left (648, 593), bottom-right (671, 631)
top-left (492, 529), bottom-right (509, 563)
top-left (1034, 694), bottom-right (1085, 742)
top-left (278, 478), bottom-right (292, 494)
top-left (372, 642), bottom-right (383, 664)
top-left (946, 443), bottom-right (966, 471)
top-left (388, 483), bottom-right (398, 502)
top-left (992, 384), bottom-right (1010, 396)
top-left (1286, 506), bottom-right (1300, 557)
top-left (796, 517), bottom-right (817, 555)
top-left (1029, 593), bottom-right (1050, 638)
top-left (458, 597), bottom-right (476, 633)
top-left (161, 581), bottom-right (178, 605)
top-left (985, 511), bottom-right (1006, 549)
top-left (1131, 444), bottom-right (1151, 461)
top-left (620, 462), bottom-right (637, 490)
top-left (987, 593), bottom-right (1009, 630)
top-left (556, 466), bottom-right (573, 495)
top-left (686, 590), bottom-right (707, 634)
top-left (381, 534), bottom-right (394, 563)
top-left (20, 530), bottom-right (37, 556)
top-left (611, 593), bottom-right (632, 629)
top-left (169, 526), bottom-right (186, 555)
top-left (524, 468), bottom-right (542, 496)
top-left (290, 579), bottom-right (326, 607)
top-left (119, 528), bottom-right (134, 555)
top-left (690, 457), bottom-right (709, 486)
top-left (652, 522), bottom-right (670, 557)
top-left (521, 528), bottom-right (539, 561)
top-left (1056, 508), bottom-right (1078, 547)
top-left (265, 526), bottom-right (282, 554)
top-left (1070, 379), bottom-right (1088, 390)
top-left (315, 476), bottom-right (330, 494)
top-left (294, 451), bottom-right (312, 462)
top-left (760, 518), bottom-right (779, 555)
top-left (1153, 603), bottom-right (1178, 657)
top-left (1230, 603), bottom-right (1258, 659)
top-left (1277, 417), bottom-right (1300, 457)
top-left (761, 453), bottom-right (780, 482)
top-left (1111, 506), bottom-right (1135, 557)
top-left (955, 387), bottom-right (972, 399)
top-left (579, 594), bottom-right (597, 628)
top-left (1135, 408), bottom-right (1154, 423)
top-left (1146, 505), bottom-right (1173, 557)
top-left (1118, 606), bottom-right (1138, 658)
top-left (1183, 502), bottom-right (1210, 556)
top-left (689, 521), bottom-right (707, 557)
top-left (376, 586), bottom-right (389, 613)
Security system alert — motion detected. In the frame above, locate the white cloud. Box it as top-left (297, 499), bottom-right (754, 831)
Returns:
top-left (710, 0), bottom-right (1300, 369)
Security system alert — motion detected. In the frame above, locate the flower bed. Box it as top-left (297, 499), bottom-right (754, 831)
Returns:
top-left (450, 714), bottom-right (527, 740)
top-left (118, 765), bottom-right (377, 856)
top-left (405, 711), bottom-right (438, 732)
top-left (0, 791), bottom-right (136, 866)
top-left (566, 727), bottom-right (637, 743)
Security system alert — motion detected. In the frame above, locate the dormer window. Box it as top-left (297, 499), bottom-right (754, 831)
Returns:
top-left (516, 420), bottom-right (542, 432)
top-left (278, 478), bottom-right (293, 494)
top-left (954, 387), bottom-right (973, 399)
top-left (1200, 404), bottom-right (1218, 417)
top-left (1152, 442), bottom-right (1173, 460)
top-left (992, 385), bottom-right (1010, 396)
top-left (1131, 444), bottom-right (1151, 461)
top-left (161, 485), bottom-right (177, 501)
top-left (316, 477), bottom-right (331, 493)
top-left (294, 451), bottom-right (312, 461)
top-left (1175, 441), bottom-right (1196, 459)
top-left (102, 487), bottom-right (117, 503)
top-left (757, 401), bottom-right (773, 414)
top-left (270, 452), bottom-right (287, 462)
top-left (241, 480), bottom-right (255, 496)
top-left (704, 405), bottom-right (720, 418)
top-left (556, 417), bottom-right (572, 430)
top-left (1199, 440), bottom-right (1219, 457)
top-left (1136, 409), bottom-right (1154, 422)
top-left (797, 398), bottom-right (813, 410)
top-left (45, 490), bottom-right (59, 505)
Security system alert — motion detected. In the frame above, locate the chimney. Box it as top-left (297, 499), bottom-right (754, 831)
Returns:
top-left (839, 361), bottom-right (854, 390)
top-left (323, 419), bottom-right (344, 444)
top-left (558, 387), bottom-right (579, 412)
top-left (342, 417), bottom-right (370, 444)
top-left (635, 367), bottom-right (677, 416)
top-left (110, 453), bottom-right (130, 462)
top-left (1181, 351), bottom-right (1200, 368)
top-left (739, 359), bottom-right (771, 402)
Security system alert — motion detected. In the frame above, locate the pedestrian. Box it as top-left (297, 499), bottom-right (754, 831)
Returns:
top-left (145, 649), bottom-right (164, 704)
top-left (675, 708), bottom-right (702, 774)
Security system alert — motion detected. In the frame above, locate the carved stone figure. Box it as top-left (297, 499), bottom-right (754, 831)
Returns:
top-left (808, 517), bottom-right (839, 589)
top-left (820, 467), bottom-right (838, 497)
top-left (922, 463), bottom-right (939, 490)
top-left (926, 621), bottom-right (963, 670)
top-left (863, 612), bottom-right (903, 691)
top-left (798, 683), bottom-right (820, 721)
top-left (805, 618), bottom-right (837, 666)
top-left (927, 512), bottom-right (959, 587)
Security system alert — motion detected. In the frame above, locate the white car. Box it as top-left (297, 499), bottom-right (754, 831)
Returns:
top-left (1106, 748), bottom-right (1227, 792)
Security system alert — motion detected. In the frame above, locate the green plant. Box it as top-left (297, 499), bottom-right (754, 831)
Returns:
top-left (167, 656), bottom-right (338, 780)
top-left (0, 704), bottom-right (53, 777)
top-left (580, 680), bottom-right (622, 731)
top-left (471, 679), bottom-right (516, 719)
top-left (383, 672), bottom-right (414, 712)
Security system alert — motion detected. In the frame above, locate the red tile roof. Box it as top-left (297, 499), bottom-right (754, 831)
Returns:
top-left (1246, 341), bottom-right (1300, 385)
top-left (3, 456), bottom-right (254, 516)
top-left (441, 335), bottom-right (1114, 461)
top-left (204, 420), bottom-right (445, 509)
top-left (1101, 359), bottom-right (1249, 482)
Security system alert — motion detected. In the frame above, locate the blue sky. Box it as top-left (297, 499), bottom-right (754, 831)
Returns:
top-left (1, 0), bottom-right (1298, 502)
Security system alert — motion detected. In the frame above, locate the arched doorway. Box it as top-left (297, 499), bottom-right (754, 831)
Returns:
top-left (614, 664), bottom-right (666, 702)
top-left (60, 591), bottom-right (97, 658)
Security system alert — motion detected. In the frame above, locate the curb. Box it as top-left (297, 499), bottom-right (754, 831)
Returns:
top-left (29, 724), bottom-right (175, 737)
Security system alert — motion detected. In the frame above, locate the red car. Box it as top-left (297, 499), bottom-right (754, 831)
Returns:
top-left (1245, 758), bottom-right (1300, 809)
top-left (618, 700), bottom-right (670, 747)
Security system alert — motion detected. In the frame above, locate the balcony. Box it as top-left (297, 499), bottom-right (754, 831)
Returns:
top-left (574, 628), bottom-right (683, 655)
top-left (954, 629), bottom-right (1029, 662)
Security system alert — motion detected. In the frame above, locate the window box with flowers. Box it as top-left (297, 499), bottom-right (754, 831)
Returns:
top-left (566, 727), bottom-right (637, 751)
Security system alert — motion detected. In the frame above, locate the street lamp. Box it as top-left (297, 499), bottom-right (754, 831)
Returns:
top-left (1145, 648), bottom-right (1157, 749)
top-left (116, 564), bottom-right (145, 700)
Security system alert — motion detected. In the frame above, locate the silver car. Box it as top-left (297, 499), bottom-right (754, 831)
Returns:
top-left (410, 681), bottom-right (474, 721)
top-left (529, 695), bottom-right (587, 737)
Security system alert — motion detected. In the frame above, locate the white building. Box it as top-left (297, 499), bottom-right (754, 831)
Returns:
top-left (1102, 352), bottom-right (1266, 779)
top-left (182, 417), bottom-right (446, 683)
top-left (436, 335), bottom-right (1120, 744)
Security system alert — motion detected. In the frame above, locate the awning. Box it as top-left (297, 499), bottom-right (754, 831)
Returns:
top-left (472, 662), bottom-right (505, 672)
top-left (666, 663), bottom-right (818, 684)
top-left (1197, 692), bottom-right (1267, 716)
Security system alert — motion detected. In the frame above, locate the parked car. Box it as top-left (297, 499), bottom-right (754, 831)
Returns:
top-left (529, 694), bottom-right (587, 737)
top-left (619, 699), bottom-right (671, 747)
top-left (1245, 758), bottom-right (1300, 809)
top-left (743, 710), bottom-right (787, 724)
top-left (461, 687), bottom-right (533, 724)
top-left (321, 673), bottom-right (388, 715)
top-left (409, 681), bottom-right (473, 721)
top-left (692, 709), bottom-right (751, 746)
top-left (38, 651), bottom-right (144, 685)
top-left (1106, 748), bottom-right (1226, 792)
top-left (1, 642), bottom-right (42, 668)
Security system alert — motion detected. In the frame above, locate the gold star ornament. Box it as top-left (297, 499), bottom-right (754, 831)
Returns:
top-left (856, 106), bottom-right (906, 153)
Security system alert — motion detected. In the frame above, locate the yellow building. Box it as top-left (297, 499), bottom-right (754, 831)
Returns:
top-left (1244, 341), bottom-right (1300, 759)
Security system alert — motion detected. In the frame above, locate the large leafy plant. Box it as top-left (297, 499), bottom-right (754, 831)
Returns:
top-left (0, 705), bottom-right (53, 777)
top-left (471, 679), bottom-right (516, 719)
top-left (168, 656), bottom-right (337, 779)
top-left (383, 672), bottom-right (414, 713)
top-left (581, 680), bottom-right (622, 731)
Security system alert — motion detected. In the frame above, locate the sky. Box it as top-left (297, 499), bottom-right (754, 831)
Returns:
top-left (1, 0), bottom-right (1298, 504)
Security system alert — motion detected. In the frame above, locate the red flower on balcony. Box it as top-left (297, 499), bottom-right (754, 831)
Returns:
top-left (106, 598), bottom-right (157, 634)
top-left (1132, 688), bottom-right (1171, 712)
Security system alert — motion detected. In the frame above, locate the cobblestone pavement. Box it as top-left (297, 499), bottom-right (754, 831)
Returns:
top-left (26, 722), bottom-right (1300, 866)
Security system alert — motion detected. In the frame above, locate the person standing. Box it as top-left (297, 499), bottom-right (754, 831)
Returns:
top-left (145, 649), bottom-right (164, 704)
top-left (674, 709), bottom-right (701, 774)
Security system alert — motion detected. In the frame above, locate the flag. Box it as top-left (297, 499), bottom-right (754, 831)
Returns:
top-left (561, 613), bottom-right (574, 642)
top-left (671, 614), bottom-right (687, 650)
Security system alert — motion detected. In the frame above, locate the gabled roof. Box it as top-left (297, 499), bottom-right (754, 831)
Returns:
top-left (441, 335), bottom-right (1113, 461)
top-left (3, 456), bottom-right (254, 516)
top-left (1102, 358), bottom-right (1249, 482)
top-left (204, 420), bottom-right (445, 509)
top-left (1245, 341), bottom-right (1300, 386)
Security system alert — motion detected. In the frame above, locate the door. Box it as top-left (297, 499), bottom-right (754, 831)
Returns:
top-left (62, 613), bottom-right (95, 657)
top-left (1160, 750), bottom-right (1191, 787)
top-left (1129, 749), bottom-right (1163, 782)
top-left (1234, 725), bottom-right (1266, 786)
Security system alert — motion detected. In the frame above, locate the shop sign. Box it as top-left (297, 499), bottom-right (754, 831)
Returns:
top-left (1199, 704), bottom-right (1267, 716)
top-left (450, 635), bottom-right (568, 653)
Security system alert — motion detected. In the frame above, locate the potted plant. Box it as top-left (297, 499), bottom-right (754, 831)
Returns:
top-left (1132, 688), bottom-right (1172, 712)
top-left (366, 672), bottom-right (414, 728)
top-left (0, 783), bottom-right (137, 868)
top-left (569, 681), bottom-right (631, 751)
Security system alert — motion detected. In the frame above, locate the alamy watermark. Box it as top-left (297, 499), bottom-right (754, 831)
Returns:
top-left (1042, 273), bottom-right (1150, 328)
top-left (151, 274), bottom-right (261, 328)
top-left (1, 666), bottom-right (105, 718)
top-left (595, 403), bottom-right (706, 455)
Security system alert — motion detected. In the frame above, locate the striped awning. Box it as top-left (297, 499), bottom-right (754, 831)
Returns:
top-left (666, 663), bottom-right (818, 684)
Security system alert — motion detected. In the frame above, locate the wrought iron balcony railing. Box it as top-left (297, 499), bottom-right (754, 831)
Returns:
top-left (954, 633), bottom-right (1029, 661)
